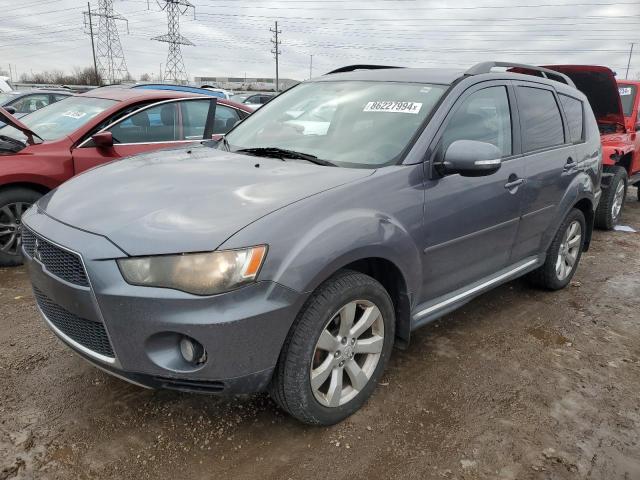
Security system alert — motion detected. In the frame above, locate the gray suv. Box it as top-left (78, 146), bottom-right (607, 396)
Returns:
top-left (22, 62), bottom-right (601, 425)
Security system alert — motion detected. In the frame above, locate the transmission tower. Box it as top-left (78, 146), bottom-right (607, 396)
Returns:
top-left (84, 0), bottom-right (129, 84)
top-left (152, 0), bottom-right (195, 84)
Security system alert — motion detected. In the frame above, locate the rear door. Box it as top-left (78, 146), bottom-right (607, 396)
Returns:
top-left (510, 82), bottom-right (577, 260)
top-left (72, 98), bottom-right (216, 174)
top-left (421, 81), bottom-right (526, 301)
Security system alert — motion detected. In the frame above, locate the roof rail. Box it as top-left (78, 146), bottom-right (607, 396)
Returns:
top-left (465, 61), bottom-right (575, 87)
top-left (325, 65), bottom-right (404, 75)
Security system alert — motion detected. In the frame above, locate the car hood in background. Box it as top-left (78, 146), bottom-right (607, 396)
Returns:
top-left (38, 145), bottom-right (373, 256)
top-left (543, 65), bottom-right (625, 126)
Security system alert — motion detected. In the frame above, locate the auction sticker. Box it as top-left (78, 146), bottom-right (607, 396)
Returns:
top-left (363, 101), bottom-right (422, 114)
top-left (619, 87), bottom-right (632, 96)
top-left (62, 111), bottom-right (87, 119)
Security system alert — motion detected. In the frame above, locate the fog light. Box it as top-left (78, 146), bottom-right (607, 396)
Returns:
top-left (179, 336), bottom-right (207, 365)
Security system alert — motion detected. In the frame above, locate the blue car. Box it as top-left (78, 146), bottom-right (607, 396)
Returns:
top-left (132, 84), bottom-right (227, 99)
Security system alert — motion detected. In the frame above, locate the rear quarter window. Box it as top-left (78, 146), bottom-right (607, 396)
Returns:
top-left (517, 86), bottom-right (565, 152)
top-left (558, 94), bottom-right (584, 143)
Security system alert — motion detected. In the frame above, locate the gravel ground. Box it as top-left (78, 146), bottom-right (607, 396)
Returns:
top-left (1, 188), bottom-right (639, 480)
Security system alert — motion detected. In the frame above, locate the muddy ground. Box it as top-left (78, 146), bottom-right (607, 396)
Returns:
top-left (1, 189), bottom-right (640, 480)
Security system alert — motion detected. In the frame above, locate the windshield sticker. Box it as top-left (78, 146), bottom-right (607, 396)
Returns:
top-left (61, 111), bottom-right (87, 119)
top-left (619, 87), bottom-right (632, 96)
top-left (363, 101), bottom-right (423, 114)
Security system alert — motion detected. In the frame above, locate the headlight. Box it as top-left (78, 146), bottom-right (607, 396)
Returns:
top-left (117, 245), bottom-right (267, 295)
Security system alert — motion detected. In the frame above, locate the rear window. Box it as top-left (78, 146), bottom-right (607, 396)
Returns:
top-left (559, 94), bottom-right (584, 143)
top-left (619, 85), bottom-right (637, 117)
top-left (517, 87), bottom-right (565, 152)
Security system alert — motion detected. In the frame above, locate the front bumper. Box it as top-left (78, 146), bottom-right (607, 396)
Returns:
top-left (21, 207), bottom-right (303, 394)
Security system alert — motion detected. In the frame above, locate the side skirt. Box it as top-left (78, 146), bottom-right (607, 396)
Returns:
top-left (411, 256), bottom-right (542, 330)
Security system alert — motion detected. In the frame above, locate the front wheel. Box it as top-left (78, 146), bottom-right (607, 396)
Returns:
top-left (595, 167), bottom-right (627, 230)
top-left (270, 270), bottom-right (395, 425)
top-left (528, 208), bottom-right (586, 290)
top-left (0, 187), bottom-right (43, 267)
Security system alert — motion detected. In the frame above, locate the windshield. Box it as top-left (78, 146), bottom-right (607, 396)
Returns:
top-left (0, 96), bottom-right (116, 143)
top-left (224, 81), bottom-right (447, 168)
top-left (619, 84), bottom-right (637, 117)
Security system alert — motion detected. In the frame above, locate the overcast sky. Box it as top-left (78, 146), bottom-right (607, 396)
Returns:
top-left (1, 0), bottom-right (639, 82)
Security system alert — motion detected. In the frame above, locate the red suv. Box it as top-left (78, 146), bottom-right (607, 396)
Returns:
top-left (545, 66), bottom-right (640, 229)
top-left (0, 89), bottom-right (252, 265)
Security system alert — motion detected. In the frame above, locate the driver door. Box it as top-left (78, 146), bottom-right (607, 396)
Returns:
top-left (72, 98), bottom-right (216, 174)
top-left (420, 82), bottom-right (526, 302)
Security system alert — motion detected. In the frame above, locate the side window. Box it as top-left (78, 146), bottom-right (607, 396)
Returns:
top-left (213, 105), bottom-right (241, 134)
top-left (10, 94), bottom-right (51, 113)
top-left (180, 99), bottom-right (212, 140)
top-left (108, 103), bottom-right (178, 144)
top-left (439, 86), bottom-right (512, 158)
top-left (558, 94), bottom-right (584, 143)
top-left (53, 94), bottom-right (69, 102)
top-left (517, 87), bottom-right (565, 152)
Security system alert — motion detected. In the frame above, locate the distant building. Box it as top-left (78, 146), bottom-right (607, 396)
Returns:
top-left (194, 76), bottom-right (298, 92)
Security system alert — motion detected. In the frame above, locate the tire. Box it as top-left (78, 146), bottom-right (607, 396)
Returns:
top-left (0, 187), bottom-right (43, 267)
top-left (528, 208), bottom-right (586, 291)
top-left (270, 270), bottom-right (395, 425)
top-left (595, 167), bottom-right (627, 230)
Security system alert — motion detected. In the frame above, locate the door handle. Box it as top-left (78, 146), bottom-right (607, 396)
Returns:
top-left (563, 157), bottom-right (576, 171)
top-left (504, 178), bottom-right (525, 189)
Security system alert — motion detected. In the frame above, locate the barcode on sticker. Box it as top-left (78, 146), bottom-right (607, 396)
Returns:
top-left (619, 87), bottom-right (632, 96)
top-left (363, 101), bottom-right (422, 114)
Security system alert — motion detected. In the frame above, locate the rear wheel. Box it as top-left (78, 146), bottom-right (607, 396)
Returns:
top-left (270, 270), bottom-right (395, 425)
top-left (529, 208), bottom-right (586, 290)
top-left (0, 187), bottom-right (42, 267)
top-left (595, 167), bottom-right (627, 230)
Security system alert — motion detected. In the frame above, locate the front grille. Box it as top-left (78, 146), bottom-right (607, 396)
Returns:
top-left (152, 377), bottom-right (226, 393)
top-left (33, 287), bottom-right (114, 358)
top-left (22, 228), bottom-right (89, 287)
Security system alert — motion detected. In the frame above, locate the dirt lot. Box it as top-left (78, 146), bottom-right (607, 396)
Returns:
top-left (1, 190), bottom-right (639, 480)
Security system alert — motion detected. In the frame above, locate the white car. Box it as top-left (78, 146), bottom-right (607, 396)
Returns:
top-left (201, 87), bottom-right (233, 99)
top-left (0, 76), bottom-right (14, 93)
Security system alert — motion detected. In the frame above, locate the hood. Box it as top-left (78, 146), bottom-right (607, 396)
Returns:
top-left (38, 145), bottom-right (373, 256)
top-left (0, 106), bottom-right (40, 143)
top-left (544, 65), bottom-right (625, 127)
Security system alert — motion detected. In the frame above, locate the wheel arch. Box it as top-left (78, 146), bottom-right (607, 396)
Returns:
top-left (0, 181), bottom-right (51, 196)
top-left (572, 197), bottom-right (594, 251)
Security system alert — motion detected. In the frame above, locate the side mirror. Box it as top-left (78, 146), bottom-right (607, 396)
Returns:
top-left (441, 140), bottom-right (502, 177)
top-left (92, 131), bottom-right (113, 148)
top-left (4, 106), bottom-right (16, 115)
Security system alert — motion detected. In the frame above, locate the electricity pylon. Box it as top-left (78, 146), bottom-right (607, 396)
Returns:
top-left (152, 0), bottom-right (195, 84)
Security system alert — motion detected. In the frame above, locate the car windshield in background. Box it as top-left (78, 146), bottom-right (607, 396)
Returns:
top-left (619, 85), bottom-right (637, 117)
top-left (224, 81), bottom-right (447, 168)
top-left (0, 96), bottom-right (116, 143)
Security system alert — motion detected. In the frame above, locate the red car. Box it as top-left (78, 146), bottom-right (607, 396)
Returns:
top-left (0, 89), bottom-right (252, 265)
top-left (543, 66), bottom-right (640, 229)
top-left (617, 79), bottom-right (640, 200)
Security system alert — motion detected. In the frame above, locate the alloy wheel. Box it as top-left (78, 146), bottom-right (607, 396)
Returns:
top-left (555, 220), bottom-right (582, 281)
top-left (611, 180), bottom-right (625, 221)
top-left (310, 300), bottom-right (385, 407)
top-left (0, 202), bottom-right (30, 256)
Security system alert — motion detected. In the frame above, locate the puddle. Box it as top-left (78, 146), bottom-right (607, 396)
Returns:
top-left (527, 326), bottom-right (569, 346)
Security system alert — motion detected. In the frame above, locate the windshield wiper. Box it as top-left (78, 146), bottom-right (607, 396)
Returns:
top-left (235, 147), bottom-right (338, 167)
top-left (0, 135), bottom-right (26, 148)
